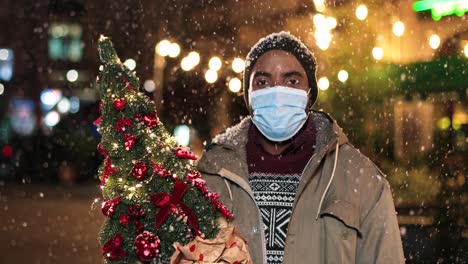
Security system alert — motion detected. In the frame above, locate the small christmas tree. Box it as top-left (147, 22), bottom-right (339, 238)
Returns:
top-left (94, 36), bottom-right (232, 264)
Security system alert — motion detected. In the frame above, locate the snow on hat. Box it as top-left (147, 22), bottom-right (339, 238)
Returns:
top-left (243, 31), bottom-right (318, 108)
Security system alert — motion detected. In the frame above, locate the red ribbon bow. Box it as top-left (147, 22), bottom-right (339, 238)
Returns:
top-left (150, 181), bottom-right (199, 235)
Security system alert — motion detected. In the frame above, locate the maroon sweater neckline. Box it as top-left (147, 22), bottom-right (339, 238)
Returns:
top-left (246, 117), bottom-right (316, 175)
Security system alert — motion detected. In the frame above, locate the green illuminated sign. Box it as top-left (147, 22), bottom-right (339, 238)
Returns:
top-left (413, 0), bottom-right (468, 21)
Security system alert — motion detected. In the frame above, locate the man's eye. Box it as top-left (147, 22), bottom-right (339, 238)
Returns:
top-left (287, 79), bottom-right (300, 85)
top-left (256, 79), bottom-right (268, 86)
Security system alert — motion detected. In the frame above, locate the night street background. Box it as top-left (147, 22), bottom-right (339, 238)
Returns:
top-left (0, 0), bottom-right (467, 263)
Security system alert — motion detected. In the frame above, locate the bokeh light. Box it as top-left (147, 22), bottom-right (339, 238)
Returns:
top-left (44, 111), bottom-right (60, 127)
top-left (393, 21), bottom-right (405, 37)
top-left (168, 43), bottom-right (181, 58)
top-left (209, 56), bottom-right (222, 71)
top-left (155, 40), bottom-right (171, 56)
top-left (123, 59), bottom-right (136, 70)
top-left (429, 34), bottom-right (440, 49)
top-left (66, 69), bottom-right (79, 82)
top-left (205, 69), bottom-right (218, 83)
top-left (338, 70), bottom-right (349, 82)
top-left (232, 58), bottom-right (245, 73)
top-left (356, 4), bottom-right (368, 20)
top-left (144, 79), bottom-right (156, 92)
top-left (228, 77), bottom-right (242, 93)
top-left (317, 77), bottom-right (330, 90)
top-left (174, 125), bottom-right (190, 146)
top-left (372, 46), bottom-right (384, 60)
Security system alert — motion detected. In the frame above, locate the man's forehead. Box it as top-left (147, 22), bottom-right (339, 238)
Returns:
top-left (252, 50), bottom-right (305, 73)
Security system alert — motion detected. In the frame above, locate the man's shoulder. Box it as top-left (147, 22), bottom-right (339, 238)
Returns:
top-left (338, 142), bottom-right (391, 188)
top-left (334, 143), bottom-right (393, 218)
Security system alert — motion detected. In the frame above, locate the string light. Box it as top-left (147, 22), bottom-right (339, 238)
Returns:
top-left (429, 34), bottom-right (441, 49)
top-left (168, 43), bottom-right (181, 58)
top-left (338, 70), bottom-right (348, 82)
top-left (393, 21), bottom-right (405, 37)
top-left (232, 58), bottom-right (245, 73)
top-left (356, 4), bottom-right (368, 20)
top-left (317, 77), bottom-right (330, 91)
top-left (228, 77), bottom-right (242, 93)
top-left (205, 69), bottom-right (218, 83)
top-left (209, 57), bottom-right (222, 71)
top-left (155, 40), bottom-right (171, 57)
top-left (372, 47), bottom-right (384, 60)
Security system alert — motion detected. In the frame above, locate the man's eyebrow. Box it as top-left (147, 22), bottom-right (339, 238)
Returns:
top-left (283, 71), bottom-right (304, 78)
top-left (253, 71), bottom-right (272, 78)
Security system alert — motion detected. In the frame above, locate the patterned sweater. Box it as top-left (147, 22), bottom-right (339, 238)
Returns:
top-left (246, 117), bottom-right (316, 264)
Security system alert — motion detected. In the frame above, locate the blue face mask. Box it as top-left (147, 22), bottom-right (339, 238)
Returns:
top-left (250, 86), bottom-right (309, 142)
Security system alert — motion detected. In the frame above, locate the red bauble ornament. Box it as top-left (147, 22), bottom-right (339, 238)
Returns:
top-left (150, 161), bottom-right (169, 177)
top-left (143, 112), bottom-right (159, 128)
top-left (124, 133), bottom-right (137, 150)
top-left (119, 213), bottom-right (131, 226)
top-left (102, 233), bottom-right (126, 261)
top-left (134, 231), bottom-right (160, 262)
top-left (116, 118), bottom-right (133, 132)
top-left (101, 196), bottom-right (122, 218)
top-left (113, 98), bottom-right (126, 111)
top-left (174, 146), bottom-right (197, 160)
top-left (132, 161), bottom-right (148, 180)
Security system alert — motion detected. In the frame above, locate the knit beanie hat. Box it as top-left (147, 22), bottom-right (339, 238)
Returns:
top-left (243, 31), bottom-right (318, 109)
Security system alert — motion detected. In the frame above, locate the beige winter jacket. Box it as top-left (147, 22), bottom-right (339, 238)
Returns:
top-left (197, 110), bottom-right (405, 264)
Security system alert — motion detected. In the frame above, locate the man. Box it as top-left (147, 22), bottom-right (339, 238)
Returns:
top-left (197, 31), bottom-right (405, 264)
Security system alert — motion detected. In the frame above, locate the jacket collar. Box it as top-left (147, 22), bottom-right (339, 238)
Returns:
top-left (209, 110), bottom-right (349, 158)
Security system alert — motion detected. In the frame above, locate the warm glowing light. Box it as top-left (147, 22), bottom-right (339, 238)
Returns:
top-left (232, 58), bottom-right (245, 73)
top-left (181, 57), bottom-right (193, 71)
top-left (314, 0), bottom-right (326, 12)
top-left (209, 57), bottom-right (222, 71)
top-left (66, 69), bottom-right (79, 82)
top-left (313, 14), bottom-right (326, 28)
top-left (228, 77), bottom-right (242, 93)
top-left (356, 4), bottom-right (368, 20)
top-left (393, 21), bottom-right (405, 37)
top-left (187, 51), bottom-right (200, 66)
top-left (168, 43), bottom-right (181, 58)
top-left (464, 44), bottom-right (468, 57)
top-left (123, 59), bottom-right (136, 71)
top-left (372, 47), bottom-right (384, 60)
top-left (0, 83), bottom-right (4, 95)
top-left (205, 69), bottom-right (218, 83)
top-left (317, 77), bottom-right (330, 91)
top-left (429, 34), bottom-right (440, 49)
top-left (315, 29), bottom-right (332, 50)
top-left (325, 17), bottom-right (337, 29)
top-left (338, 70), bottom-right (348, 82)
top-left (155, 40), bottom-right (171, 56)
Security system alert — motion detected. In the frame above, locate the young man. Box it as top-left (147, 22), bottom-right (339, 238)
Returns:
top-left (197, 31), bottom-right (405, 264)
